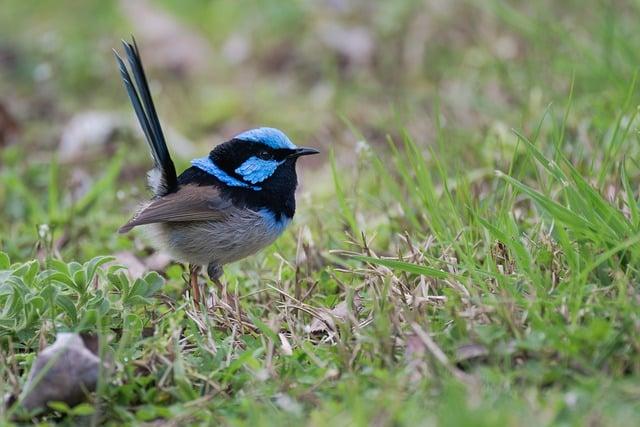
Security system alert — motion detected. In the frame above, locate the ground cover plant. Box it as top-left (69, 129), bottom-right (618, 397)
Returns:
top-left (1, 1), bottom-right (640, 425)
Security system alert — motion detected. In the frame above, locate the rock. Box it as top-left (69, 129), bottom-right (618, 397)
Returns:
top-left (18, 333), bottom-right (101, 413)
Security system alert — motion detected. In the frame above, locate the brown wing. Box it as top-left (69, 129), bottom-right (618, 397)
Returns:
top-left (119, 185), bottom-right (233, 233)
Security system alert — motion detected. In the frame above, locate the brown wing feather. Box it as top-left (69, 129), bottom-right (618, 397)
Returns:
top-left (119, 185), bottom-right (232, 233)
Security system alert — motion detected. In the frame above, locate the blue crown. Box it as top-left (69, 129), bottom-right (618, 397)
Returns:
top-left (234, 127), bottom-right (296, 149)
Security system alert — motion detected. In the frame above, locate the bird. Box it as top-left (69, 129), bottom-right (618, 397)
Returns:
top-left (113, 38), bottom-right (318, 302)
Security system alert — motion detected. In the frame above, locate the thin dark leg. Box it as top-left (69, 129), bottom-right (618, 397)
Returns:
top-left (189, 264), bottom-right (201, 303)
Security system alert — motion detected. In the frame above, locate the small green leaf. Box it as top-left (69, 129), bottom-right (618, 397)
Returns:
top-left (48, 258), bottom-right (70, 275)
top-left (70, 403), bottom-right (95, 416)
top-left (128, 278), bottom-right (148, 298)
top-left (84, 255), bottom-right (114, 285)
top-left (0, 317), bottom-right (17, 331)
top-left (0, 252), bottom-right (10, 269)
top-left (39, 283), bottom-right (57, 301)
top-left (124, 295), bottom-right (149, 306)
top-left (48, 401), bottom-right (71, 413)
top-left (68, 261), bottom-right (83, 276)
top-left (39, 270), bottom-right (76, 290)
top-left (108, 271), bottom-right (130, 294)
top-left (142, 271), bottom-right (164, 297)
top-left (73, 269), bottom-right (87, 293)
top-left (77, 309), bottom-right (98, 330)
top-left (136, 405), bottom-right (158, 421)
top-left (56, 294), bottom-right (78, 322)
top-left (26, 295), bottom-right (45, 311)
top-left (13, 261), bottom-right (39, 286)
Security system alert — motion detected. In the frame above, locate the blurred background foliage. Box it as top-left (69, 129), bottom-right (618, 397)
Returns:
top-left (3, 0), bottom-right (640, 261)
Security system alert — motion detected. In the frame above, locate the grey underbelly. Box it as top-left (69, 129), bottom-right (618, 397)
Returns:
top-left (150, 210), bottom-right (289, 266)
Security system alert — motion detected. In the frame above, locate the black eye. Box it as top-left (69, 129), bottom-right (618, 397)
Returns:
top-left (257, 150), bottom-right (273, 160)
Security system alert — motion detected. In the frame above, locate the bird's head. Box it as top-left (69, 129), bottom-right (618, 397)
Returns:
top-left (191, 127), bottom-right (318, 193)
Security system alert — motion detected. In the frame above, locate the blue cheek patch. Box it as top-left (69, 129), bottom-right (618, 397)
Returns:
top-left (234, 156), bottom-right (283, 184)
top-left (191, 156), bottom-right (262, 191)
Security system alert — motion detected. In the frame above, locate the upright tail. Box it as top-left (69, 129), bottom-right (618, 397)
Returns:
top-left (114, 37), bottom-right (177, 196)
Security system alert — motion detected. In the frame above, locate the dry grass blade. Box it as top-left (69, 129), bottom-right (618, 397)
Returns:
top-left (410, 323), bottom-right (475, 384)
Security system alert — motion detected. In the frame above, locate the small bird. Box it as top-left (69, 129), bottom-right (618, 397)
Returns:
top-left (113, 39), bottom-right (318, 301)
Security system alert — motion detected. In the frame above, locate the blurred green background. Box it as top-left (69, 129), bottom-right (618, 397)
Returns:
top-left (2, 0), bottom-right (638, 164)
top-left (3, 0), bottom-right (640, 260)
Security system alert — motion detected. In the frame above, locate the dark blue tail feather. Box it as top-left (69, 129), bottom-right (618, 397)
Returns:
top-left (114, 37), bottom-right (177, 195)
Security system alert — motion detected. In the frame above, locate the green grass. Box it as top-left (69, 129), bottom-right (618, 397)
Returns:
top-left (2, 0), bottom-right (640, 425)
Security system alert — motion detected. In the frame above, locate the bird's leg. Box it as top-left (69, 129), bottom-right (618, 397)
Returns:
top-left (207, 263), bottom-right (225, 297)
top-left (189, 264), bottom-right (201, 304)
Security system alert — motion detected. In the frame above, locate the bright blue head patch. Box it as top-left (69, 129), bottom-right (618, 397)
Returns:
top-left (191, 127), bottom-right (294, 191)
top-left (234, 156), bottom-right (284, 184)
top-left (234, 127), bottom-right (296, 150)
top-left (191, 156), bottom-right (261, 191)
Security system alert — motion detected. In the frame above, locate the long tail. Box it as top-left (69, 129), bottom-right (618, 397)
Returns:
top-left (114, 37), bottom-right (177, 196)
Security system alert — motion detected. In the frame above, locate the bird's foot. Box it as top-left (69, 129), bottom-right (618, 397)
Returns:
top-left (206, 263), bottom-right (249, 327)
top-left (206, 263), bottom-right (235, 308)
top-left (207, 263), bottom-right (223, 282)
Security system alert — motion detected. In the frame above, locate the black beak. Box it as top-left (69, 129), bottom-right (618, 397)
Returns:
top-left (289, 147), bottom-right (320, 158)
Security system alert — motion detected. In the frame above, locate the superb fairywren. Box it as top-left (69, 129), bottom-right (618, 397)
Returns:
top-left (113, 39), bottom-right (318, 299)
